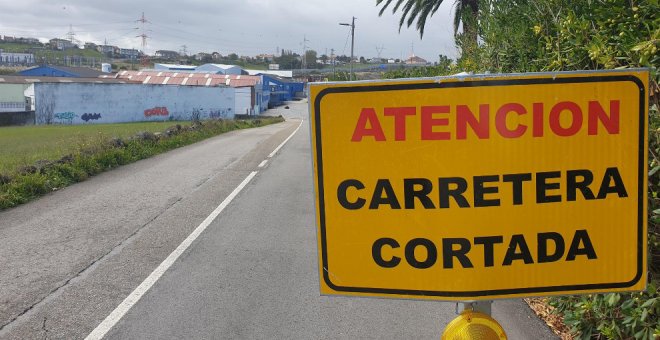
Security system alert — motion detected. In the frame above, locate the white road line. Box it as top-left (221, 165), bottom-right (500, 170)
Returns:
top-left (268, 119), bottom-right (303, 158)
top-left (258, 160), bottom-right (268, 168)
top-left (85, 171), bottom-right (259, 340)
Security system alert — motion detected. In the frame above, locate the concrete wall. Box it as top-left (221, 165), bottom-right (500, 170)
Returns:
top-left (34, 83), bottom-right (251, 125)
top-left (0, 111), bottom-right (34, 126)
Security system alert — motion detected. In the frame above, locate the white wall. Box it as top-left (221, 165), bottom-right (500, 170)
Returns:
top-left (196, 64), bottom-right (243, 75)
top-left (34, 83), bottom-right (246, 125)
top-left (235, 88), bottom-right (252, 115)
top-left (0, 83), bottom-right (29, 112)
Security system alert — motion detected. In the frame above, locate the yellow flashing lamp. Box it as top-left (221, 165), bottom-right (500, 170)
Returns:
top-left (442, 310), bottom-right (507, 340)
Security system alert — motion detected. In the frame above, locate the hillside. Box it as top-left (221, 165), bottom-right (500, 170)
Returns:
top-left (0, 42), bottom-right (104, 59)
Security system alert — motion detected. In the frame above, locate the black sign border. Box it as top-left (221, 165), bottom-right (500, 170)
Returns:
top-left (313, 74), bottom-right (647, 298)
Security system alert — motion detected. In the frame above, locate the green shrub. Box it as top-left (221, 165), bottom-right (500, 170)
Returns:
top-left (549, 284), bottom-right (659, 339)
top-left (381, 1), bottom-right (658, 338)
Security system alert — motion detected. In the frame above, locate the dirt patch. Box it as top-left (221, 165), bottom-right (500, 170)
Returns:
top-left (524, 298), bottom-right (573, 340)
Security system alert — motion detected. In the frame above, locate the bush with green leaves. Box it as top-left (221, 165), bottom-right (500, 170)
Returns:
top-left (469, 1), bottom-right (659, 338)
top-left (381, 0), bottom-right (658, 338)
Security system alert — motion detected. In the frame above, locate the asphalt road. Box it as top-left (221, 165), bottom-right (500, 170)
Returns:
top-left (0, 101), bottom-right (559, 339)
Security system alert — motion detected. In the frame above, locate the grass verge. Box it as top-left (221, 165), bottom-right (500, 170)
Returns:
top-left (0, 117), bottom-right (284, 210)
top-left (0, 121), bottom-right (194, 174)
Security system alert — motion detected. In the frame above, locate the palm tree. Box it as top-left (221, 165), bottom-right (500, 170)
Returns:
top-left (377, 0), bottom-right (479, 46)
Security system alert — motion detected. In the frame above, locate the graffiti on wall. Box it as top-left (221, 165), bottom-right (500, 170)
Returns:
top-left (191, 107), bottom-right (203, 121)
top-left (209, 108), bottom-right (230, 119)
top-left (81, 113), bottom-right (102, 122)
top-left (54, 111), bottom-right (77, 124)
top-left (144, 107), bottom-right (169, 117)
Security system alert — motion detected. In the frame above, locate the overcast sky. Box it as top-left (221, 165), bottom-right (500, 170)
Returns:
top-left (0, 0), bottom-right (457, 62)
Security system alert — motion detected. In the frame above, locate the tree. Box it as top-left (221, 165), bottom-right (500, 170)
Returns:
top-left (376, 0), bottom-right (479, 48)
top-left (304, 50), bottom-right (318, 69)
top-left (274, 51), bottom-right (301, 69)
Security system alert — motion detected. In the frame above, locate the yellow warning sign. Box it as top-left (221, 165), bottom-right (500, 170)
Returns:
top-left (309, 70), bottom-right (649, 301)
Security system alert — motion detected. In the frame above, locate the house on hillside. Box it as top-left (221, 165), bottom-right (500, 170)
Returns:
top-left (154, 50), bottom-right (179, 60)
top-left (119, 48), bottom-right (140, 59)
top-left (96, 44), bottom-right (116, 56)
top-left (49, 38), bottom-right (76, 50)
top-left (18, 65), bottom-right (105, 78)
top-left (405, 54), bottom-right (428, 65)
top-left (195, 52), bottom-right (211, 61)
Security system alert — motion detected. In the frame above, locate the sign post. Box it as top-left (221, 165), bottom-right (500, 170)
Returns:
top-left (309, 70), bottom-right (649, 333)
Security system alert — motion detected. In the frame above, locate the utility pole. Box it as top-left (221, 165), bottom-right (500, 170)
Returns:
top-left (66, 24), bottom-right (76, 44)
top-left (376, 44), bottom-right (385, 59)
top-left (339, 17), bottom-right (355, 81)
top-left (302, 35), bottom-right (310, 71)
top-left (136, 12), bottom-right (150, 67)
top-left (330, 48), bottom-right (336, 77)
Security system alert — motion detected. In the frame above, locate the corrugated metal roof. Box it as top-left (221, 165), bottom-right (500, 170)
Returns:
top-left (0, 75), bottom-right (137, 84)
top-left (245, 69), bottom-right (294, 78)
top-left (114, 71), bottom-right (260, 87)
top-left (19, 65), bottom-right (107, 78)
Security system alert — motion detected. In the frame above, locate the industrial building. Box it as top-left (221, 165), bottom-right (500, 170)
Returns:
top-left (0, 50), bottom-right (35, 65)
top-left (113, 70), bottom-right (266, 114)
top-left (0, 75), bottom-right (134, 126)
top-left (18, 65), bottom-right (107, 78)
top-left (154, 50), bottom-right (179, 59)
top-left (261, 74), bottom-right (305, 106)
top-left (1, 59), bottom-right (305, 126)
top-left (135, 63), bottom-right (304, 108)
top-left (33, 82), bottom-right (248, 125)
top-left (195, 64), bottom-right (243, 75)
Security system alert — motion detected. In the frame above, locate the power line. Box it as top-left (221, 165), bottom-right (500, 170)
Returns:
top-left (135, 12), bottom-right (149, 48)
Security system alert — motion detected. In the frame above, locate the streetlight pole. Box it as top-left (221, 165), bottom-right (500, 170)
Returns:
top-left (339, 16), bottom-right (356, 81)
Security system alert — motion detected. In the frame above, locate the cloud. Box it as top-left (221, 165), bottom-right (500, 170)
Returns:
top-left (0, 0), bottom-right (458, 61)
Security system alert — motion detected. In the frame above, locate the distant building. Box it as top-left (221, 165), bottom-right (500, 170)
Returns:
top-left (21, 38), bottom-right (41, 45)
top-left (18, 65), bottom-right (104, 78)
top-left (195, 52), bottom-right (211, 61)
top-left (211, 52), bottom-right (222, 60)
top-left (405, 54), bottom-right (428, 65)
top-left (119, 48), bottom-right (140, 59)
top-left (255, 54), bottom-right (275, 62)
top-left (0, 49), bottom-right (35, 65)
top-left (153, 63), bottom-right (197, 71)
top-left (2, 36), bottom-right (40, 44)
top-left (49, 38), bottom-right (76, 50)
top-left (195, 63), bottom-right (243, 75)
top-left (84, 42), bottom-right (98, 50)
top-left (155, 50), bottom-right (179, 60)
top-left (96, 45), bottom-right (117, 56)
